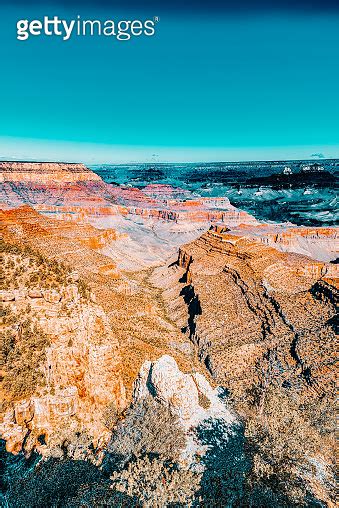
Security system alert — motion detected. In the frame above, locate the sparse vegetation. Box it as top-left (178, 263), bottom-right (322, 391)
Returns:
top-left (0, 238), bottom-right (94, 401)
top-left (42, 429), bottom-right (96, 461)
top-left (106, 396), bottom-right (202, 506)
top-left (1, 221), bottom-right (336, 507)
top-left (1, 238), bottom-right (90, 299)
top-left (78, 279), bottom-right (91, 300)
top-left (102, 401), bottom-right (119, 430)
top-left (242, 387), bottom-right (336, 507)
top-left (1, 306), bottom-right (50, 398)
top-left (108, 396), bottom-right (186, 466)
top-left (110, 455), bottom-right (201, 507)
top-left (1, 239), bottom-right (69, 291)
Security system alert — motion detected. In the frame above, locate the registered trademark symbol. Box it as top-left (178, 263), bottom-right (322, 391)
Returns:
top-left (154, 16), bottom-right (160, 23)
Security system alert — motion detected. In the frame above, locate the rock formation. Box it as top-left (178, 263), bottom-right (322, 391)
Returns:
top-left (212, 224), bottom-right (338, 262)
top-left (0, 205), bottom-right (207, 457)
top-left (0, 161), bottom-right (102, 183)
top-left (0, 162), bottom-right (259, 269)
top-left (0, 240), bottom-right (127, 456)
top-left (133, 355), bottom-right (234, 428)
top-left (149, 228), bottom-right (338, 438)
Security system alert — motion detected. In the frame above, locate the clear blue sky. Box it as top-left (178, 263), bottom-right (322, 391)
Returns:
top-left (0, 1), bottom-right (338, 162)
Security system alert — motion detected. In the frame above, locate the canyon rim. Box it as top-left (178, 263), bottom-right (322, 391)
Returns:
top-left (0, 160), bottom-right (338, 507)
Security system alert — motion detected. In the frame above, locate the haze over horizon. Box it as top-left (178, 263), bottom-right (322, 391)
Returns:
top-left (1, 137), bottom-right (338, 164)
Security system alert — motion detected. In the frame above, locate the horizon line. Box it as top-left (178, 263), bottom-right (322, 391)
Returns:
top-left (0, 157), bottom-right (339, 166)
top-left (1, 157), bottom-right (338, 165)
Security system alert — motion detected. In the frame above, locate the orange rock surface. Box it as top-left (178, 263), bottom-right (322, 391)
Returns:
top-left (154, 229), bottom-right (337, 403)
top-left (0, 205), bottom-right (206, 456)
top-left (1, 159), bottom-right (337, 501)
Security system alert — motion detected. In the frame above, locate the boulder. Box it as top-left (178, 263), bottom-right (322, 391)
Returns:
top-left (28, 288), bottom-right (43, 298)
top-left (0, 290), bottom-right (15, 302)
top-left (133, 355), bottom-right (235, 427)
top-left (43, 289), bottom-right (61, 304)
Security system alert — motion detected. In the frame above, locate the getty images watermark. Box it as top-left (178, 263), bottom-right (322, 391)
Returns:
top-left (16, 15), bottom-right (159, 41)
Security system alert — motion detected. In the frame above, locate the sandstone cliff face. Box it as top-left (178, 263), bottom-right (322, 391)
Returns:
top-left (0, 241), bottom-right (126, 456)
top-left (1, 205), bottom-right (211, 458)
top-left (1, 163), bottom-right (254, 226)
top-left (210, 224), bottom-right (339, 262)
top-left (0, 162), bottom-right (101, 183)
top-left (1, 163), bottom-right (261, 271)
top-left (0, 206), bottom-right (122, 278)
top-left (252, 226), bottom-right (337, 262)
top-left (148, 228), bottom-right (337, 504)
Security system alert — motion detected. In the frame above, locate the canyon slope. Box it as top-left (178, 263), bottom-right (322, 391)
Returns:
top-left (156, 228), bottom-right (337, 394)
top-left (152, 227), bottom-right (337, 504)
top-left (0, 161), bottom-right (258, 270)
top-left (1, 204), bottom-right (208, 456)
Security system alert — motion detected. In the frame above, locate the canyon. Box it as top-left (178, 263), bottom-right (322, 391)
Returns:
top-left (1, 161), bottom-right (337, 506)
top-left (156, 228), bottom-right (337, 396)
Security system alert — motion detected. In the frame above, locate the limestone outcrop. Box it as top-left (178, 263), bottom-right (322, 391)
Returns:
top-left (0, 161), bottom-right (102, 183)
top-left (133, 355), bottom-right (234, 428)
top-left (1, 292), bottom-right (127, 455)
top-left (214, 224), bottom-right (338, 262)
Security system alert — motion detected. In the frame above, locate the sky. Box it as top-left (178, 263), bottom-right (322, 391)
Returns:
top-left (0, 0), bottom-right (338, 163)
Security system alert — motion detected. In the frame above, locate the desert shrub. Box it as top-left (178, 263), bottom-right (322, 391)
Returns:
top-left (192, 404), bottom-right (328, 508)
top-left (41, 430), bottom-right (96, 461)
top-left (1, 438), bottom-right (135, 507)
top-left (197, 389), bottom-right (211, 410)
top-left (300, 397), bottom-right (337, 438)
top-left (1, 306), bottom-right (16, 325)
top-left (106, 397), bottom-right (199, 506)
top-left (2, 313), bottom-right (50, 398)
top-left (5, 457), bottom-right (108, 508)
top-left (1, 239), bottom-right (92, 305)
top-left (1, 239), bottom-right (71, 290)
top-left (103, 401), bottom-right (119, 430)
top-left (108, 396), bottom-right (186, 466)
top-left (78, 280), bottom-right (91, 300)
top-left (110, 455), bottom-right (201, 508)
top-left (243, 387), bottom-right (326, 507)
top-left (1, 329), bottom-right (16, 365)
top-left (64, 483), bottom-right (139, 507)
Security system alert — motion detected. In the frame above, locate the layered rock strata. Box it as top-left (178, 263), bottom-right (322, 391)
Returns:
top-left (0, 162), bottom-right (256, 228)
top-left (211, 224), bottom-right (338, 262)
top-left (0, 251), bottom-right (126, 456)
top-left (0, 206), bottom-right (208, 457)
top-left (153, 229), bottom-right (337, 403)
